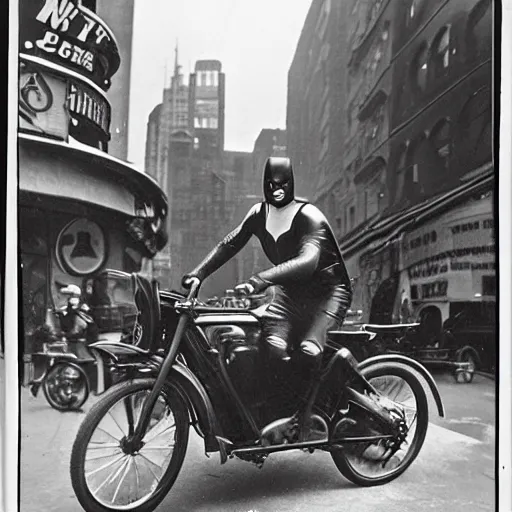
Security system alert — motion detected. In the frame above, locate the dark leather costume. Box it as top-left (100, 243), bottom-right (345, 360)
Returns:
top-left (185, 158), bottom-right (353, 359)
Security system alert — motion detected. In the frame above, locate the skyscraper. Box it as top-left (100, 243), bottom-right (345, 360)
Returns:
top-left (188, 60), bottom-right (225, 157)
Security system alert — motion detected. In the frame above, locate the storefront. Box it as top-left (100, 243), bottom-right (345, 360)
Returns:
top-left (399, 191), bottom-right (495, 333)
top-left (19, 0), bottom-right (168, 374)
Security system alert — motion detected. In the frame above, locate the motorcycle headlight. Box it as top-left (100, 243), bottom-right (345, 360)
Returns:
top-left (62, 366), bottom-right (81, 379)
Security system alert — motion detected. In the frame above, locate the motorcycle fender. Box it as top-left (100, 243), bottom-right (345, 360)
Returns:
top-left (357, 354), bottom-right (445, 418)
top-left (52, 361), bottom-right (90, 387)
top-left (168, 362), bottom-right (227, 462)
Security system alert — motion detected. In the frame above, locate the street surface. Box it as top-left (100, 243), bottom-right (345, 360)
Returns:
top-left (19, 372), bottom-right (495, 512)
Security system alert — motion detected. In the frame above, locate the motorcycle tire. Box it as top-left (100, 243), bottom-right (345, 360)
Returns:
top-left (42, 363), bottom-right (90, 411)
top-left (331, 362), bottom-right (429, 486)
top-left (70, 378), bottom-right (189, 512)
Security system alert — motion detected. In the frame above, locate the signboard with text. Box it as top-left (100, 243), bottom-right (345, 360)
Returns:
top-left (402, 194), bottom-right (495, 301)
top-left (20, 0), bottom-right (120, 90)
top-left (19, 60), bottom-right (112, 145)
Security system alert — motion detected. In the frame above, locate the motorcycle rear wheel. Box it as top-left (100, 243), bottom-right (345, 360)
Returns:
top-left (70, 378), bottom-right (189, 512)
top-left (43, 363), bottom-right (90, 411)
top-left (331, 362), bottom-right (429, 486)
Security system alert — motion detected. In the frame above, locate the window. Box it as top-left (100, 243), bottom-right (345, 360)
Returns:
top-left (431, 26), bottom-right (451, 77)
top-left (467, 0), bottom-right (492, 58)
top-left (349, 205), bottom-right (356, 229)
top-left (394, 144), bottom-right (407, 203)
top-left (430, 119), bottom-right (451, 169)
top-left (406, 0), bottom-right (422, 27)
top-left (411, 43), bottom-right (428, 92)
top-left (459, 88), bottom-right (492, 166)
top-left (405, 136), bottom-right (429, 198)
top-left (482, 275), bottom-right (496, 296)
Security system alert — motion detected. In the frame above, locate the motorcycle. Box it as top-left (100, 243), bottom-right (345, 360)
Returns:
top-left (69, 276), bottom-right (445, 512)
top-left (29, 271), bottom-right (157, 411)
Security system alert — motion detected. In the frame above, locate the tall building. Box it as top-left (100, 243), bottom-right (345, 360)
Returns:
top-left (145, 58), bottom-right (239, 295)
top-left (287, 0), bottom-right (494, 359)
top-left (145, 103), bottom-right (162, 177)
top-left (96, 0), bottom-right (135, 160)
top-left (155, 47), bottom-right (191, 188)
top-left (189, 60), bottom-right (226, 157)
top-left (287, 0), bottom-right (352, 202)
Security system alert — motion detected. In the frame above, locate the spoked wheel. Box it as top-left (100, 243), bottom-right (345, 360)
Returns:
top-left (454, 349), bottom-right (476, 383)
top-left (43, 363), bottom-right (89, 411)
top-left (70, 379), bottom-right (189, 512)
top-left (331, 362), bottom-right (429, 486)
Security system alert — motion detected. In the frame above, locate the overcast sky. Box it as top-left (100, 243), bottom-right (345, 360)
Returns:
top-left (127, 0), bottom-right (312, 169)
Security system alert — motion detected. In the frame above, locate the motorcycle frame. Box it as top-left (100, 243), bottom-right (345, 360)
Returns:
top-left (110, 279), bottom-right (445, 465)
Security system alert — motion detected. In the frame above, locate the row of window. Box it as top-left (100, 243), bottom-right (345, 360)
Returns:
top-left (395, 87), bottom-right (491, 176)
top-left (194, 117), bottom-right (218, 129)
top-left (409, 0), bottom-right (491, 93)
top-left (197, 70), bottom-right (219, 88)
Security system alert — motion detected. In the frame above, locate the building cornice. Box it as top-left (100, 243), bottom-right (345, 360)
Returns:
top-left (340, 164), bottom-right (494, 257)
top-left (18, 132), bottom-right (168, 214)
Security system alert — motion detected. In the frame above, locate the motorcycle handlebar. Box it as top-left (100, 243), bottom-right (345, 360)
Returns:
top-left (186, 277), bottom-right (201, 300)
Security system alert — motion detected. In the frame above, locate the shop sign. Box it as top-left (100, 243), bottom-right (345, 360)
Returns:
top-left (56, 218), bottom-right (107, 276)
top-left (68, 81), bottom-right (111, 139)
top-left (19, 68), bottom-right (69, 140)
top-left (20, 0), bottom-right (120, 89)
top-left (402, 196), bottom-right (494, 269)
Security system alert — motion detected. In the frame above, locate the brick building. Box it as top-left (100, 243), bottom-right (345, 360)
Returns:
top-left (286, 0), bottom-right (352, 202)
top-left (287, 0), bottom-right (494, 352)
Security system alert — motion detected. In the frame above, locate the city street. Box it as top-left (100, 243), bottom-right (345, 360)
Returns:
top-left (19, 371), bottom-right (495, 512)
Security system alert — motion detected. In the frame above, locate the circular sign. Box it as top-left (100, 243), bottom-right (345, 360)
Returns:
top-left (56, 219), bottom-right (107, 276)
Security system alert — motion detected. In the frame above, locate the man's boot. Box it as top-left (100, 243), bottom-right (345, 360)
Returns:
top-left (328, 348), bottom-right (404, 432)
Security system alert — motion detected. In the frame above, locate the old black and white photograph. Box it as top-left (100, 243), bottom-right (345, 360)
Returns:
top-left (2, 0), bottom-right (510, 511)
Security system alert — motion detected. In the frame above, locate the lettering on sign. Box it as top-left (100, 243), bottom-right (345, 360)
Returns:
top-left (36, 31), bottom-right (95, 72)
top-left (404, 230), bottom-right (437, 252)
top-left (407, 245), bottom-right (495, 280)
top-left (451, 218), bottom-right (494, 235)
top-left (21, 0), bottom-right (119, 88)
top-left (421, 280), bottom-right (448, 300)
top-left (36, 0), bottom-right (110, 45)
top-left (68, 82), bottom-right (111, 137)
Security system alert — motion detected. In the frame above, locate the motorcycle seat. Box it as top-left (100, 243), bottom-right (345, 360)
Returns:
top-left (327, 330), bottom-right (374, 344)
top-left (362, 323), bottom-right (420, 335)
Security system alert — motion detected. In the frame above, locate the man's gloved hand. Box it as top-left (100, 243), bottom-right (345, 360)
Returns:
top-left (247, 275), bottom-right (271, 294)
top-left (182, 274), bottom-right (200, 289)
top-left (234, 282), bottom-right (255, 297)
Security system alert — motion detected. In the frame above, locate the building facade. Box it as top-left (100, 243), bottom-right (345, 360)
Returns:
top-left (96, 0), bottom-right (135, 160)
top-left (165, 134), bottom-right (237, 298)
top-left (189, 60), bottom-right (226, 158)
top-left (19, 0), bottom-right (167, 379)
top-left (145, 58), bottom-right (239, 296)
top-left (287, 0), bottom-right (494, 361)
top-left (287, 0), bottom-right (352, 202)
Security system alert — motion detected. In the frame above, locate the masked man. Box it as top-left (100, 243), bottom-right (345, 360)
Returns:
top-left (183, 157), bottom-right (353, 438)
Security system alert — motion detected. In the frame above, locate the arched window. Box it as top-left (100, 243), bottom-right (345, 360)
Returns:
top-left (431, 26), bottom-right (451, 78)
top-left (404, 135), bottom-right (429, 200)
top-left (406, 0), bottom-right (423, 28)
top-left (459, 87), bottom-right (492, 167)
top-left (430, 119), bottom-right (451, 170)
top-left (466, 0), bottom-right (492, 58)
top-left (411, 43), bottom-right (429, 92)
top-left (394, 144), bottom-right (408, 203)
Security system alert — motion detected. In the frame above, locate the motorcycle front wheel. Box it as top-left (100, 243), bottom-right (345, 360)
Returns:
top-left (70, 378), bottom-right (189, 512)
top-left (43, 362), bottom-right (90, 411)
top-left (331, 362), bottom-right (429, 486)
